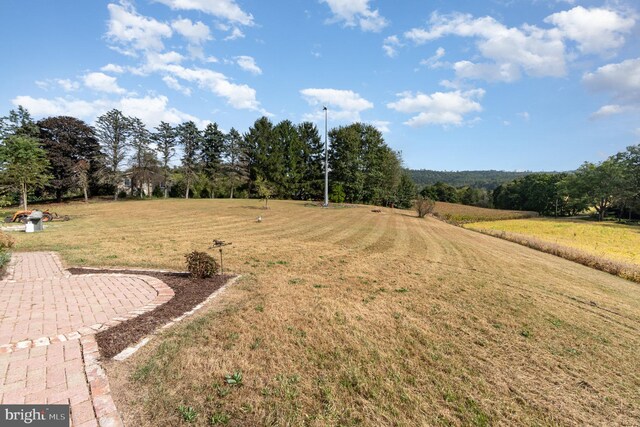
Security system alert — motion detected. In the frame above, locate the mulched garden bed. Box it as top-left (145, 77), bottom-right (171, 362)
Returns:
top-left (68, 268), bottom-right (232, 358)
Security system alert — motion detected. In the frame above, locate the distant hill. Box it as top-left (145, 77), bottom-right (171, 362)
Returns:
top-left (407, 170), bottom-right (540, 190)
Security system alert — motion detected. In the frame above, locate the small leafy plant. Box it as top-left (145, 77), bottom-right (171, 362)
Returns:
top-left (185, 251), bottom-right (219, 278)
top-left (225, 371), bottom-right (243, 386)
top-left (210, 412), bottom-right (230, 425)
top-left (178, 405), bottom-right (198, 423)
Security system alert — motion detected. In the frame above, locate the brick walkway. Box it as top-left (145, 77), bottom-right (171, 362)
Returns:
top-left (0, 252), bottom-right (174, 427)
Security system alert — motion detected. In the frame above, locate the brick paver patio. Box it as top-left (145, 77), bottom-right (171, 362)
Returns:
top-left (0, 252), bottom-right (174, 427)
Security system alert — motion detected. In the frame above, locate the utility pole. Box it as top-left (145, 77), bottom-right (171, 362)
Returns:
top-left (323, 106), bottom-right (329, 207)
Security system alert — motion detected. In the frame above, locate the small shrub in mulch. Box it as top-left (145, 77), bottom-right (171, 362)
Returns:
top-left (68, 268), bottom-right (232, 358)
top-left (185, 251), bottom-right (219, 278)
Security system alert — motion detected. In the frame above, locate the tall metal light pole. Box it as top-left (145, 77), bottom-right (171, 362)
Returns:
top-left (323, 106), bottom-right (329, 207)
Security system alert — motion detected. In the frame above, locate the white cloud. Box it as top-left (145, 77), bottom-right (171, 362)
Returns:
top-left (383, 35), bottom-right (402, 58)
top-left (12, 95), bottom-right (111, 120)
top-left (100, 63), bottom-right (125, 74)
top-left (583, 57), bottom-right (640, 118)
top-left (544, 6), bottom-right (635, 55)
top-left (404, 7), bottom-right (636, 83)
top-left (83, 72), bottom-right (126, 94)
top-left (322, 0), bottom-right (388, 32)
top-left (162, 75), bottom-right (192, 96)
top-left (371, 120), bottom-right (391, 133)
top-left (171, 18), bottom-right (211, 44)
top-left (224, 27), bottom-right (245, 41)
top-left (35, 80), bottom-right (49, 90)
top-left (420, 47), bottom-right (446, 68)
top-left (300, 88), bottom-right (374, 122)
top-left (154, 0), bottom-right (254, 26)
top-left (106, 3), bottom-right (172, 54)
top-left (583, 58), bottom-right (640, 101)
top-left (35, 78), bottom-right (81, 92)
top-left (57, 79), bottom-right (81, 92)
top-left (518, 111), bottom-right (530, 121)
top-left (160, 64), bottom-right (265, 112)
top-left (387, 89), bottom-right (485, 127)
top-left (144, 51), bottom-right (185, 71)
top-left (590, 104), bottom-right (632, 119)
top-left (235, 56), bottom-right (262, 75)
top-left (11, 94), bottom-right (205, 128)
top-left (405, 12), bottom-right (566, 82)
top-left (453, 61), bottom-right (521, 82)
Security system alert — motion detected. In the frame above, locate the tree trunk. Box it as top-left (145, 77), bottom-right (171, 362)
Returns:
top-left (185, 179), bottom-right (190, 199)
top-left (56, 189), bottom-right (63, 203)
top-left (83, 185), bottom-right (89, 203)
top-left (22, 182), bottom-right (28, 211)
top-left (164, 186), bottom-right (168, 198)
top-left (230, 186), bottom-right (234, 199)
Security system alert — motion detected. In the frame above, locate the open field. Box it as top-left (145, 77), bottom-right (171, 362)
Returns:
top-left (8, 199), bottom-right (640, 426)
top-left (433, 202), bottom-right (537, 223)
top-left (465, 218), bottom-right (640, 266)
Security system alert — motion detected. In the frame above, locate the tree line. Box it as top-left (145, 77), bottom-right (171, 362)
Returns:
top-left (0, 106), bottom-right (416, 209)
top-left (413, 146), bottom-right (640, 221)
top-left (493, 146), bottom-right (640, 220)
top-left (408, 169), bottom-right (535, 190)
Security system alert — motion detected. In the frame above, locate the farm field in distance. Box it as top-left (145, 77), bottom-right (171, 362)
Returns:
top-left (465, 218), bottom-right (640, 266)
top-left (433, 201), bottom-right (537, 223)
top-left (7, 199), bottom-right (640, 426)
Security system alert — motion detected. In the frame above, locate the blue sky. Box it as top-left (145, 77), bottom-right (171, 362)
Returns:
top-left (0, 0), bottom-right (638, 171)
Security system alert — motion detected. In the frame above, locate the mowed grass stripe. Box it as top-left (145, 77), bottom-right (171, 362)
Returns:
top-left (10, 199), bottom-right (640, 426)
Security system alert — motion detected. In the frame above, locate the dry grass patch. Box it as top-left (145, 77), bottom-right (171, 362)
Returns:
top-left (9, 199), bottom-right (640, 426)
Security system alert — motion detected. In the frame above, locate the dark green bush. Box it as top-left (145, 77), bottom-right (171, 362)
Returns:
top-left (185, 251), bottom-right (219, 278)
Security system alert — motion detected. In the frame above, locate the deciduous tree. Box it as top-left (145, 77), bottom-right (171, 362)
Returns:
top-left (38, 116), bottom-right (100, 202)
top-left (0, 135), bottom-right (51, 210)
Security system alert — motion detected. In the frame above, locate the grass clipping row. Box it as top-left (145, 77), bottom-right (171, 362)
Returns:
top-left (471, 228), bottom-right (640, 283)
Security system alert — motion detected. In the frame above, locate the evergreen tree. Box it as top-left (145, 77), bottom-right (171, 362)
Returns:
top-left (201, 123), bottom-right (225, 198)
top-left (298, 122), bottom-right (323, 200)
top-left (275, 120), bottom-right (304, 198)
top-left (224, 127), bottom-right (248, 198)
top-left (154, 121), bottom-right (176, 198)
top-left (95, 109), bottom-right (132, 200)
top-left (0, 106), bottom-right (39, 140)
top-left (328, 124), bottom-right (365, 203)
top-left (129, 118), bottom-right (154, 198)
top-left (243, 117), bottom-right (274, 197)
top-left (176, 121), bottom-right (202, 199)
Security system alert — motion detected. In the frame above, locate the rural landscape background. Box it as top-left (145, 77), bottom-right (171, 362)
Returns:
top-left (1, 0), bottom-right (640, 426)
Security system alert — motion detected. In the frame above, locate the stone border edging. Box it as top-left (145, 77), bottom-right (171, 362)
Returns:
top-left (81, 334), bottom-right (124, 427)
top-left (113, 275), bottom-right (241, 361)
